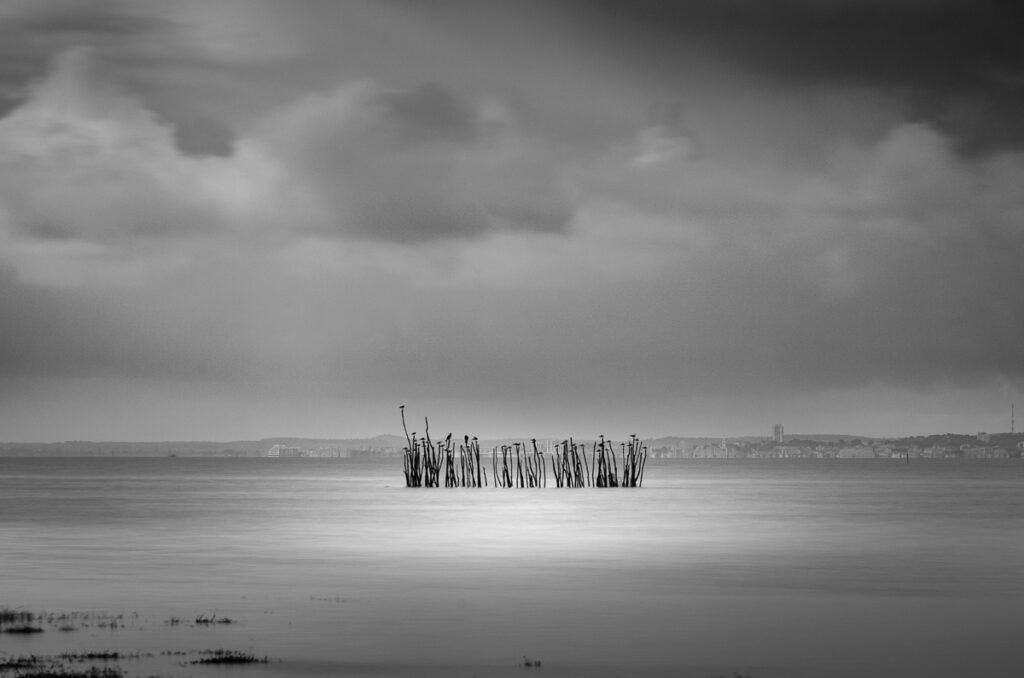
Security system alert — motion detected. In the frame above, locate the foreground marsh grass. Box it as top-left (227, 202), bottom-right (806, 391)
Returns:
top-left (1, 648), bottom-right (270, 678)
top-left (1, 606), bottom-right (273, 678)
top-left (0, 656), bottom-right (44, 670)
top-left (0, 653), bottom-right (123, 678)
top-left (1, 605), bottom-right (765, 678)
top-left (0, 610), bottom-right (143, 634)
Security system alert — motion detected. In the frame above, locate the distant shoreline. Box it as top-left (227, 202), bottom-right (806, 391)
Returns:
top-left (2, 430), bottom-right (1022, 460)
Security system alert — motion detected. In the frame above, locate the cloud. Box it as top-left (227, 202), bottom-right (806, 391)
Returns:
top-left (569, 0), bottom-right (1024, 154)
top-left (0, 47), bottom-right (242, 247)
top-left (0, 0), bottom-right (158, 38)
top-left (0, 46), bottom-right (574, 294)
top-left (0, 44), bottom-right (576, 397)
top-left (575, 120), bottom-right (1024, 394)
top-left (3, 47), bottom-right (1022, 400)
top-left (629, 126), bottom-right (698, 168)
top-left (0, 1), bottom-right (175, 112)
top-left (253, 79), bottom-right (572, 241)
top-left (578, 0), bottom-right (1024, 86)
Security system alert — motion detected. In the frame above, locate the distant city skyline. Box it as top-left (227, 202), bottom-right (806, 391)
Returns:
top-left (1, 1), bottom-right (1023, 442)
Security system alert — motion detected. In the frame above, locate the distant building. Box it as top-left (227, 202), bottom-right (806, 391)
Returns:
top-left (977, 432), bottom-right (991, 443)
top-left (773, 424), bottom-right (785, 443)
top-left (964, 446), bottom-right (1004, 459)
top-left (838, 446), bottom-right (875, 459)
top-left (267, 444), bottom-right (303, 457)
top-left (692, 442), bottom-right (731, 458)
top-left (922, 446), bottom-right (949, 458)
top-left (873, 444), bottom-right (895, 458)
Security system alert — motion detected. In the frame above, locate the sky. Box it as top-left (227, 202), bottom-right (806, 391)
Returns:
top-left (1, 0), bottom-right (1023, 442)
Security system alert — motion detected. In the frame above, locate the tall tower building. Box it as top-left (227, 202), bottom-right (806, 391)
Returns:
top-left (773, 424), bottom-right (784, 443)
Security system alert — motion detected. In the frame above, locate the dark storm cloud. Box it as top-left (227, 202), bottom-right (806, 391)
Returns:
top-left (577, 0), bottom-right (1024, 152)
top-left (0, 47), bottom-right (242, 248)
top-left (579, 0), bottom-right (1023, 86)
top-left (0, 2), bottom-right (165, 104)
top-left (10, 1), bottom-right (157, 36)
top-left (379, 83), bottom-right (479, 144)
top-left (260, 80), bottom-right (573, 242)
top-left (0, 1), bottom-right (240, 157)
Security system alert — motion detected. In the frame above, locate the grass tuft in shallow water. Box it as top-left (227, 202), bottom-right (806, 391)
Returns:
top-left (2, 624), bottom-right (44, 634)
top-left (0, 608), bottom-right (35, 626)
top-left (11, 668), bottom-right (124, 678)
top-left (520, 655), bottom-right (542, 668)
top-left (191, 650), bottom-right (267, 665)
top-left (193, 614), bottom-right (233, 625)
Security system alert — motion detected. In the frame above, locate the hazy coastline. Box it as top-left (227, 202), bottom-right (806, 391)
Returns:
top-left (3, 429), bottom-right (1022, 461)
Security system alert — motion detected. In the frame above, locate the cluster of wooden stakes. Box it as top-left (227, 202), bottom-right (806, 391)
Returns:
top-left (400, 406), bottom-right (648, 488)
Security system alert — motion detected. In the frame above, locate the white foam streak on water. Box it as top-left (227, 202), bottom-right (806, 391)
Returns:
top-left (1, 458), bottom-right (1022, 678)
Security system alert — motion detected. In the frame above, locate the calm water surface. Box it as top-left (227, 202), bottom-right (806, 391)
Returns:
top-left (1, 457), bottom-right (1022, 677)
